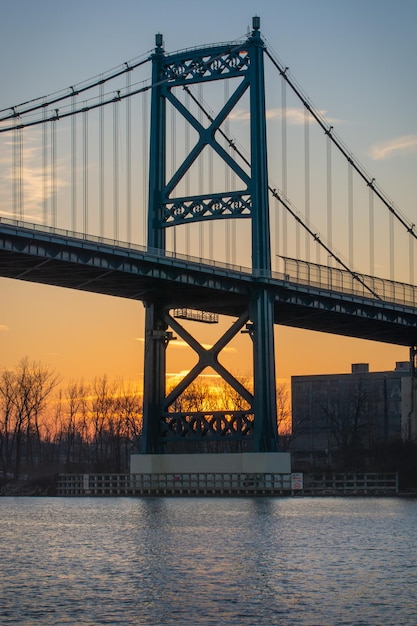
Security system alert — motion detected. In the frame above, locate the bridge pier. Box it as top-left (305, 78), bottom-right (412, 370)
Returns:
top-left (250, 287), bottom-right (279, 452)
top-left (141, 301), bottom-right (169, 454)
top-left (140, 17), bottom-right (281, 457)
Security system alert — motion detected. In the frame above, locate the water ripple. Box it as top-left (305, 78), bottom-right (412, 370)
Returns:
top-left (0, 496), bottom-right (417, 624)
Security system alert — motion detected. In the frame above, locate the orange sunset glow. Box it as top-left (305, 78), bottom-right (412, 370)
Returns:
top-left (0, 277), bottom-right (409, 390)
top-left (0, 1), bottom-right (415, 396)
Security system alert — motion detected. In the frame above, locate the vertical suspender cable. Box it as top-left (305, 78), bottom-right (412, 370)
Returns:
top-left (185, 89), bottom-right (190, 255)
top-left (348, 159), bottom-right (353, 269)
top-left (281, 75), bottom-right (288, 259)
top-left (113, 98), bottom-right (119, 240)
top-left (170, 99), bottom-right (176, 252)
top-left (273, 76), bottom-right (280, 269)
top-left (208, 142), bottom-right (213, 261)
top-left (126, 72), bottom-right (132, 241)
top-left (368, 185), bottom-right (375, 277)
top-left (224, 80), bottom-right (230, 263)
top-left (198, 83), bottom-right (204, 258)
top-left (99, 82), bottom-right (104, 237)
top-left (13, 122), bottom-right (24, 220)
top-left (389, 210), bottom-right (394, 281)
top-left (230, 125), bottom-right (236, 265)
top-left (409, 230), bottom-right (414, 286)
top-left (304, 107), bottom-right (311, 262)
top-left (18, 127), bottom-right (23, 220)
top-left (272, 144), bottom-right (279, 265)
top-left (142, 90), bottom-right (148, 246)
top-left (326, 134), bottom-right (332, 267)
top-left (51, 119), bottom-right (56, 228)
top-left (83, 109), bottom-right (88, 235)
top-left (295, 184), bottom-right (300, 263)
top-left (71, 94), bottom-right (76, 231)
top-left (274, 195), bottom-right (279, 270)
top-left (228, 79), bottom-right (236, 265)
top-left (273, 193), bottom-right (279, 269)
top-left (13, 128), bottom-right (18, 217)
top-left (12, 122), bottom-right (17, 217)
top-left (42, 102), bottom-right (48, 225)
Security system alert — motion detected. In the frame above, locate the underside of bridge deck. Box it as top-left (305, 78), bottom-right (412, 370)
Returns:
top-left (1, 242), bottom-right (417, 346)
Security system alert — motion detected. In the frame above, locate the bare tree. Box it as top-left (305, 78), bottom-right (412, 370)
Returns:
top-left (119, 390), bottom-right (142, 440)
top-left (0, 358), bottom-right (59, 478)
top-left (277, 381), bottom-right (293, 451)
top-left (217, 375), bottom-right (252, 411)
top-left (0, 369), bottom-right (17, 476)
top-left (88, 375), bottom-right (118, 470)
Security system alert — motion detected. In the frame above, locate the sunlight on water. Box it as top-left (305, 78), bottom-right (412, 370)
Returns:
top-left (0, 497), bottom-right (416, 625)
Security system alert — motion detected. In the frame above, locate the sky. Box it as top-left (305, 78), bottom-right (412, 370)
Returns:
top-left (0, 0), bottom-right (416, 387)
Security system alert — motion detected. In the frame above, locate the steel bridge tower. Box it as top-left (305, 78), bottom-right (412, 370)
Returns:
top-left (141, 17), bottom-right (279, 454)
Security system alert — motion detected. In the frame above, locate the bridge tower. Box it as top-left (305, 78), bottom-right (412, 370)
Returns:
top-left (141, 17), bottom-right (279, 455)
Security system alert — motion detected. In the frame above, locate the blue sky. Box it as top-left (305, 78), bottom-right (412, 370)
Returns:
top-left (1, 0), bottom-right (415, 210)
top-left (0, 0), bottom-right (416, 382)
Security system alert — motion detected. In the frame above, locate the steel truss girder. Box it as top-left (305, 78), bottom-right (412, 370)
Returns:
top-left (148, 37), bottom-right (255, 232)
top-left (161, 411), bottom-right (254, 441)
top-left (163, 310), bottom-right (253, 409)
top-left (157, 75), bottom-right (251, 228)
top-left (163, 191), bottom-right (251, 226)
top-left (161, 310), bottom-right (254, 445)
top-left (163, 77), bottom-right (250, 194)
top-left (161, 45), bottom-right (250, 85)
top-left (141, 308), bottom-right (255, 451)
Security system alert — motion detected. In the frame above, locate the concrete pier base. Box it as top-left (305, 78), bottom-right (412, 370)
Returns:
top-left (130, 452), bottom-right (291, 474)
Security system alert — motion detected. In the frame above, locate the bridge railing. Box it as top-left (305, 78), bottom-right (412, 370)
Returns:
top-left (2, 216), bottom-right (417, 309)
top-left (0, 217), bottom-right (253, 277)
top-left (279, 256), bottom-right (417, 308)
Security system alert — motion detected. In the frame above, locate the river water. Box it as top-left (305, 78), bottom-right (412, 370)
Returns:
top-left (0, 496), bottom-right (416, 625)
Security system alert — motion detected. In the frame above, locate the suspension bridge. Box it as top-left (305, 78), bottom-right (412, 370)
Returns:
top-left (1, 17), bottom-right (416, 458)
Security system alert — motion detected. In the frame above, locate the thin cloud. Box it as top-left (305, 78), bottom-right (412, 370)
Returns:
top-left (0, 130), bottom-right (68, 221)
top-left (370, 134), bottom-right (417, 160)
top-left (136, 337), bottom-right (235, 353)
top-left (0, 324), bottom-right (9, 332)
top-left (230, 107), bottom-right (343, 126)
top-left (167, 371), bottom-right (222, 379)
top-left (167, 370), bottom-right (190, 379)
top-left (266, 107), bottom-right (306, 124)
top-left (228, 108), bottom-right (250, 122)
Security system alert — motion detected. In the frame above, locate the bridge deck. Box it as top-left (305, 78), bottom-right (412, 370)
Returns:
top-left (1, 218), bottom-right (417, 346)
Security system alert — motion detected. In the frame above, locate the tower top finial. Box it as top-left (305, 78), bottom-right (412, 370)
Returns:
top-left (252, 16), bottom-right (260, 31)
top-left (155, 33), bottom-right (164, 49)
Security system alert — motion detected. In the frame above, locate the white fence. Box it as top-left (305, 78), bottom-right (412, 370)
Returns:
top-left (56, 472), bottom-right (399, 496)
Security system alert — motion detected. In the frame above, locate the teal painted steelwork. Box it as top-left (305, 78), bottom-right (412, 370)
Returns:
top-left (142, 34), bottom-right (168, 453)
top-left (142, 17), bottom-right (278, 453)
top-left (247, 20), bottom-right (278, 451)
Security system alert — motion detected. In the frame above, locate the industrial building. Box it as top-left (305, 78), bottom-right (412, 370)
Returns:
top-left (290, 362), bottom-right (415, 469)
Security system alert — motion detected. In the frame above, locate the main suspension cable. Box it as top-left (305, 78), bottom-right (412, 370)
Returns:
top-left (264, 44), bottom-right (417, 244)
top-left (182, 83), bottom-right (381, 300)
top-left (0, 55), bottom-right (151, 122)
